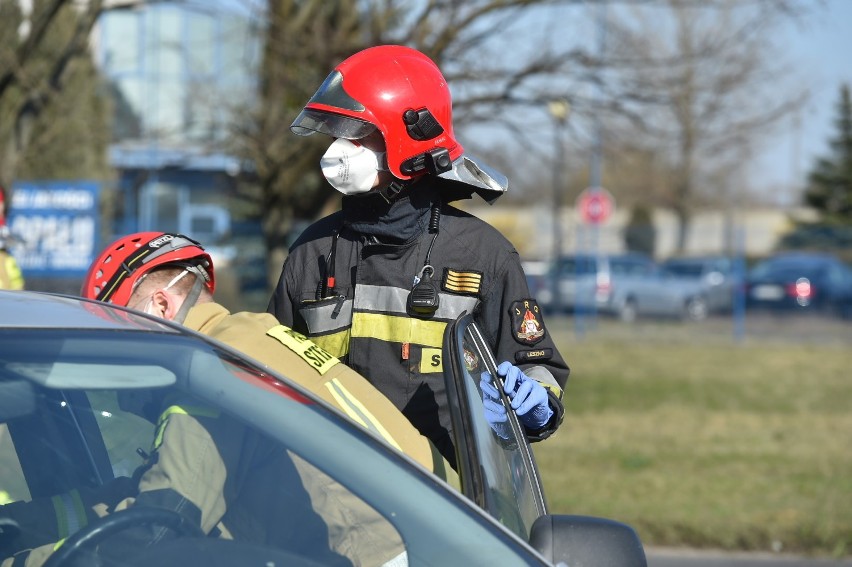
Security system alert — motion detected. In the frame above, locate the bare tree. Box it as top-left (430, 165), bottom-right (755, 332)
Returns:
top-left (233, 0), bottom-right (605, 276)
top-left (604, 0), bottom-right (814, 252)
top-left (0, 0), bottom-right (105, 188)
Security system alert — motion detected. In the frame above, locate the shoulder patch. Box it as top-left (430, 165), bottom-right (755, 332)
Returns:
top-left (442, 268), bottom-right (483, 296)
top-left (510, 299), bottom-right (546, 345)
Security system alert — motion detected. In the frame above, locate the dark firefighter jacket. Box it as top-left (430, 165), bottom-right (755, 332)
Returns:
top-left (268, 178), bottom-right (570, 465)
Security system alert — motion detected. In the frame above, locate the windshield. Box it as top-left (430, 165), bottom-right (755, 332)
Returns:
top-left (445, 314), bottom-right (547, 540)
top-left (0, 324), bottom-right (544, 566)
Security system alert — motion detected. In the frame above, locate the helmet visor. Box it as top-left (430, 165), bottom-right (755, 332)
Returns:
top-left (290, 108), bottom-right (376, 139)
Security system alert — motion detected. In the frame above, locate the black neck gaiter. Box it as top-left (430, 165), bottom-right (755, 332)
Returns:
top-left (341, 180), bottom-right (439, 244)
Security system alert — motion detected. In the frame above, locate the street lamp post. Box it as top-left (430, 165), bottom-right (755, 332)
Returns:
top-left (548, 99), bottom-right (570, 313)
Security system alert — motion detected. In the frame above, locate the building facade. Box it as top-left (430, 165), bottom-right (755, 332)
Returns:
top-left (93, 0), bottom-right (261, 244)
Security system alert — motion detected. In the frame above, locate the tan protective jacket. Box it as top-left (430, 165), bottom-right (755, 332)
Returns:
top-left (183, 302), bottom-right (453, 478)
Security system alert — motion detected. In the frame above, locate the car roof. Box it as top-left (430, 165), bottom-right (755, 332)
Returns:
top-left (0, 290), bottom-right (182, 333)
top-left (765, 251), bottom-right (838, 261)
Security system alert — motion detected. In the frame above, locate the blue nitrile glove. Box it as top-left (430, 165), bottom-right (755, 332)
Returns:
top-left (497, 361), bottom-right (553, 430)
top-left (479, 373), bottom-right (511, 440)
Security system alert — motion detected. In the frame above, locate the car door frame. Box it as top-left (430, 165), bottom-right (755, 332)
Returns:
top-left (442, 312), bottom-right (549, 525)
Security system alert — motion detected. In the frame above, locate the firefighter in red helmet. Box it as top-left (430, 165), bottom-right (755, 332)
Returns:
top-left (83, 231), bottom-right (450, 565)
top-left (269, 45), bottom-right (569, 467)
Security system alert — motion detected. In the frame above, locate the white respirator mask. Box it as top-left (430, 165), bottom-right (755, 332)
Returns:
top-left (320, 138), bottom-right (387, 196)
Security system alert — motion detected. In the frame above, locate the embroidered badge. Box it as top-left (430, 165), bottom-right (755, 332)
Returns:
top-left (463, 348), bottom-right (479, 372)
top-left (442, 268), bottom-right (483, 295)
top-left (510, 299), bottom-right (546, 345)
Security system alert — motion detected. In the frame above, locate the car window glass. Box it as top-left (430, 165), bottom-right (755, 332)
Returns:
top-left (0, 340), bottom-right (411, 567)
top-left (663, 263), bottom-right (703, 277)
top-left (0, 424), bottom-right (28, 503)
top-left (86, 391), bottom-right (157, 479)
top-left (555, 257), bottom-right (595, 276)
top-left (458, 325), bottom-right (544, 539)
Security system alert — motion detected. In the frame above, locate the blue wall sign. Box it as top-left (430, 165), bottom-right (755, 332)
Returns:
top-left (7, 181), bottom-right (100, 278)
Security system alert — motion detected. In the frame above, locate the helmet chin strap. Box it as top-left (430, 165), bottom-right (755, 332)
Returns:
top-left (376, 179), bottom-right (409, 204)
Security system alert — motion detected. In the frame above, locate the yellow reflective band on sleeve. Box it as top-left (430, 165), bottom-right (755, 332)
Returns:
top-left (324, 378), bottom-right (402, 453)
top-left (351, 313), bottom-right (446, 347)
top-left (54, 537), bottom-right (67, 551)
top-left (267, 325), bottom-right (340, 375)
top-left (152, 404), bottom-right (220, 451)
top-left (419, 348), bottom-right (443, 374)
top-left (541, 382), bottom-right (563, 398)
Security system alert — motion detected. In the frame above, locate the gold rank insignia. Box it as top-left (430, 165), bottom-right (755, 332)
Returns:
top-left (442, 268), bottom-right (483, 295)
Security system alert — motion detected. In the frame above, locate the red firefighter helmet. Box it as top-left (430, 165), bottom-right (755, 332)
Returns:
top-left (81, 232), bottom-right (214, 306)
top-left (291, 45), bottom-right (463, 180)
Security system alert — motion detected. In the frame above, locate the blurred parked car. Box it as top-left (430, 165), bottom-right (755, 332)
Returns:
top-left (575, 264), bottom-right (712, 322)
top-left (0, 291), bottom-right (647, 567)
top-left (660, 255), bottom-right (742, 313)
top-left (535, 253), bottom-right (656, 314)
top-left (745, 252), bottom-right (852, 317)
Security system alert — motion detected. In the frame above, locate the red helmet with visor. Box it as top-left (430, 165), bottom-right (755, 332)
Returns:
top-left (81, 232), bottom-right (214, 306)
top-left (291, 45), bottom-right (463, 180)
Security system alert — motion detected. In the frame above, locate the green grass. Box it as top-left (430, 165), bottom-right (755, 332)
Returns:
top-left (534, 317), bottom-right (852, 558)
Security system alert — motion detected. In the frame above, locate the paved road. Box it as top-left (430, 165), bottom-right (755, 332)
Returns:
top-left (647, 547), bottom-right (852, 567)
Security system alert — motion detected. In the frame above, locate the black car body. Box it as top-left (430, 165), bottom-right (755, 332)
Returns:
top-left (0, 291), bottom-right (646, 567)
top-left (745, 252), bottom-right (852, 317)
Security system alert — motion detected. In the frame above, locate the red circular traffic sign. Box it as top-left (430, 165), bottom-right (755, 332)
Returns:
top-left (577, 187), bottom-right (614, 224)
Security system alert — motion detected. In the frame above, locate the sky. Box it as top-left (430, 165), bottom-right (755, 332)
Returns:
top-left (753, 0), bottom-right (852, 204)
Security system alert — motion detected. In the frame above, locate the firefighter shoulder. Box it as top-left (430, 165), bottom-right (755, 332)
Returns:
top-left (182, 301), bottom-right (455, 481)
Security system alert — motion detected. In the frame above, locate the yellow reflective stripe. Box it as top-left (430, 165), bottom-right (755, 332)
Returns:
top-left (351, 313), bottom-right (446, 347)
top-left (152, 404), bottom-right (219, 450)
top-left (54, 537), bottom-right (67, 551)
top-left (311, 330), bottom-right (350, 358)
top-left (267, 325), bottom-right (339, 375)
top-left (419, 348), bottom-right (443, 373)
top-left (324, 378), bottom-right (402, 452)
top-left (3, 256), bottom-right (24, 289)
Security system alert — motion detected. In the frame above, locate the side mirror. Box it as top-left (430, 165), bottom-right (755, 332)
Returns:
top-left (529, 514), bottom-right (647, 567)
top-left (0, 379), bottom-right (35, 421)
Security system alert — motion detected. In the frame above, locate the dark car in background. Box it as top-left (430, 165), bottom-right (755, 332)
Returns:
top-left (745, 252), bottom-right (852, 318)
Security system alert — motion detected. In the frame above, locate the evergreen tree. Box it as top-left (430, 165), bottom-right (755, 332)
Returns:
top-left (779, 84), bottom-right (852, 254)
top-left (804, 84), bottom-right (852, 223)
top-left (623, 204), bottom-right (657, 258)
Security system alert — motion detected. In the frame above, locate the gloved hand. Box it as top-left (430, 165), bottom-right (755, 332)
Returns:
top-left (479, 374), bottom-right (511, 440)
top-left (496, 361), bottom-right (553, 430)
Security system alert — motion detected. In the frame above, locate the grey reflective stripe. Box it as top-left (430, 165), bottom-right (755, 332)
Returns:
top-left (325, 379), bottom-right (398, 447)
top-left (54, 491), bottom-right (85, 537)
top-left (354, 284), bottom-right (479, 320)
top-left (353, 285), bottom-right (407, 313)
top-left (300, 298), bottom-right (354, 334)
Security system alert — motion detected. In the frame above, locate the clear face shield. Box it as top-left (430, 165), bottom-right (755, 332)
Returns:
top-left (290, 71), bottom-right (378, 139)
